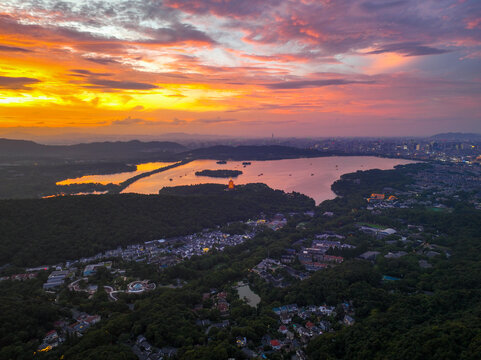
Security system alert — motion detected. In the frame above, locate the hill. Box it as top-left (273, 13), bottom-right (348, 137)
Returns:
top-left (0, 184), bottom-right (314, 266)
top-left (430, 132), bottom-right (481, 142)
top-left (0, 138), bottom-right (186, 161)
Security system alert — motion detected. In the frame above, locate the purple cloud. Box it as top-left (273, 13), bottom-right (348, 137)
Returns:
top-left (0, 44), bottom-right (31, 52)
top-left (112, 116), bottom-right (148, 125)
top-left (265, 79), bottom-right (374, 90)
top-left (366, 42), bottom-right (451, 56)
top-left (70, 69), bottom-right (113, 77)
top-left (165, 0), bottom-right (282, 18)
top-left (360, 1), bottom-right (408, 12)
top-left (0, 76), bottom-right (40, 90)
top-left (88, 79), bottom-right (158, 90)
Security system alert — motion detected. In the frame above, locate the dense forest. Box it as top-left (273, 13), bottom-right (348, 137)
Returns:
top-left (1, 163), bottom-right (480, 359)
top-left (30, 196), bottom-right (480, 360)
top-left (305, 206), bottom-right (481, 359)
top-left (331, 162), bottom-right (429, 198)
top-left (0, 184), bottom-right (314, 266)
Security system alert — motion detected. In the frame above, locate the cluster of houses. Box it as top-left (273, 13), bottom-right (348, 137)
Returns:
top-left (31, 223), bottom-right (258, 278)
top-left (16, 215), bottom-right (289, 297)
top-left (367, 193), bottom-right (397, 203)
top-left (229, 301), bottom-right (355, 357)
top-left (254, 303), bottom-right (355, 352)
top-left (266, 213), bottom-right (288, 231)
top-left (37, 330), bottom-right (64, 353)
top-left (167, 231), bottom-right (252, 259)
top-left (251, 234), bottom-right (356, 286)
top-left (38, 312), bottom-right (101, 353)
top-left (68, 313), bottom-right (101, 337)
top-left (272, 304), bottom-right (336, 322)
top-left (245, 213), bottom-right (289, 231)
top-left (251, 258), bottom-right (290, 287)
top-left (358, 224), bottom-right (398, 239)
top-left (83, 261), bottom-right (112, 276)
top-left (364, 163), bottom-right (481, 212)
top-left (365, 190), bottom-right (415, 211)
top-left (85, 230), bottom-right (253, 267)
top-left (298, 237), bottom-right (351, 271)
top-left (133, 334), bottom-right (177, 360)
top-left (214, 291), bottom-right (230, 316)
top-left (412, 163), bottom-right (481, 198)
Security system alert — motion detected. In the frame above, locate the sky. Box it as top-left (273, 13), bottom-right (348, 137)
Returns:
top-left (0, 0), bottom-right (480, 140)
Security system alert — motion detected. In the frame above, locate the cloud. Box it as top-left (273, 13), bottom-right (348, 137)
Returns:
top-left (0, 0), bottom-right (480, 136)
top-left (143, 23), bottom-right (216, 45)
top-left (111, 116), bottom-right (148, 126)
top-left (0, 44), bottom-right (31, 52)
top-left (264, 79), bottom-right (374, 90)
top-left (70, 69), bottom-right (113, 77)
top-left (171, 117), bottom-right (186, 125)
top-left (88, 79), bottom-right (158, 90)
top-left (0, 76), bottom-right (40, 89)
top-left (196, 117), bottom-right (237, 124)
top-left (168, 117), bottom-right (238, 126)
top-left (164, 0), bottom-right (282, 18)
top-left (361, 1), bottom-right (408, 12)
top-left (366, 42), bottom-right (451, 56)
top-left (84, 56), bottom-right (120, 65)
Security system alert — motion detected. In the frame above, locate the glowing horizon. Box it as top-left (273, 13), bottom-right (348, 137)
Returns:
top-left (0, 0), bottom-right (480, 139)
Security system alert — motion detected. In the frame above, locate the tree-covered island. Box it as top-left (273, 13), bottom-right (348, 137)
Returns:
top-left (195, 169), bottom-right (243, 178)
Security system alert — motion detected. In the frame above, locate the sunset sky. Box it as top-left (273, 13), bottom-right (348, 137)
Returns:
top-left (0, 0), bottom-right (480, 140)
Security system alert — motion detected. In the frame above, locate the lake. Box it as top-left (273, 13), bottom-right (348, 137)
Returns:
top-left (121, 156), bottom-right (415, 204)
top-left (56, 161), bottom-right (176, 185)
top-left (236, 282), bottom-right (261, 307)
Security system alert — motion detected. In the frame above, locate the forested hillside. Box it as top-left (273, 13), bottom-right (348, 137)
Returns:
top-left (0, 184), bottom-right (314, 266)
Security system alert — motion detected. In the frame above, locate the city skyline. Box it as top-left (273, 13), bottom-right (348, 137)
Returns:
top-left (0, 0), bottom-right (480, 139)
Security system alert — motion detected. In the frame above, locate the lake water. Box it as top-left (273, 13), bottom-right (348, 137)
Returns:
top-left (236, 282), bottom-right (261, 307)
top-left (122, 157), bottom-right (415, 204)
top-left (57, 162), bottom-right (176, 185)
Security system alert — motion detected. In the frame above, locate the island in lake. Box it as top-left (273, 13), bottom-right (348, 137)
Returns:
top-left (195, 169), bottom-right (243, 178)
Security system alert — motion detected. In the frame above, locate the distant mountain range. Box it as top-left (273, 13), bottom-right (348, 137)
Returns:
top-left (0, 128), bottom-right (234, 145)
top-left (180, 145), bottom-right (322, 160)
top-left (0, 138), bottom-right (187, 160)
top-left (430, 133), bottom-right (481, 141)
top-left (0, 138), bottom-right (325, 163)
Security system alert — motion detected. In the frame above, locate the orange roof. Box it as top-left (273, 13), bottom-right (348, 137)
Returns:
top-left (270, 340), bottom-right (280, 346)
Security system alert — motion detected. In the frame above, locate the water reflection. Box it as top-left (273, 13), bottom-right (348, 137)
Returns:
top-left (236, 282), bottom-right (261, 308)
top-left (57, 162), bottom-right (176, 185)
top-left (122, 157), bottom-right (415, 204)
